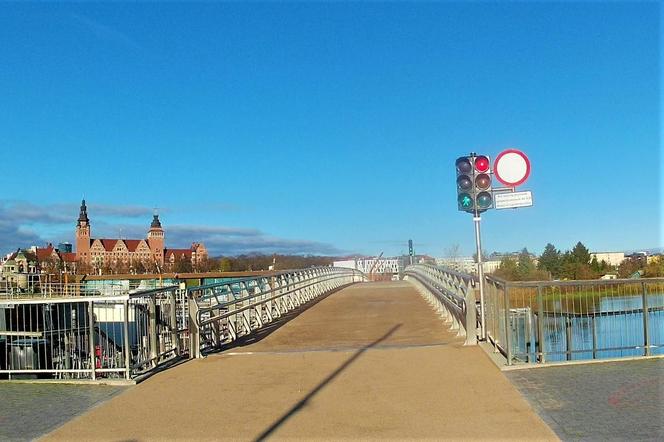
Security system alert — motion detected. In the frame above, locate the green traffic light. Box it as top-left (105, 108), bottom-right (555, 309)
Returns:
top-left (458, 193), bottom-right (473, 209)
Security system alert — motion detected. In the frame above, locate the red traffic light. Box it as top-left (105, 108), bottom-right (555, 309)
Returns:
top-left (475, 155), bottom-right (490, 173)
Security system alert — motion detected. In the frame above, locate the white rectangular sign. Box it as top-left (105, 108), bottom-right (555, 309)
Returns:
top-left (494, 190), bottom-right (533, 209)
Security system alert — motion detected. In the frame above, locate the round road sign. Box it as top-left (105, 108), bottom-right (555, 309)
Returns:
top-left (494, 149), bottom-right (530, 187)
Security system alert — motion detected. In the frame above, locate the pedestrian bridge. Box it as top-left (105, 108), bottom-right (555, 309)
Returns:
top-left (44, 280), bottom-right (557, 440)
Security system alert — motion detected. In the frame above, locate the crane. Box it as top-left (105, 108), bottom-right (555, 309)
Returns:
top-left (367, 252), bottom-right (384, 281)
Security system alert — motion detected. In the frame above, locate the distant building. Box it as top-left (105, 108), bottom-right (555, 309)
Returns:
top-left (333, 257), bottom-right (404, 277)
top-left (590, 252), bottom-right (625, 267)
top-left (74, 199), bottom-right (207, 272)
top-left (0, 249), bottom-right (39, 288)
top-left (600, 273), bottom-right (618, 280)
top-left (436, 257), bottom-right (501, 275)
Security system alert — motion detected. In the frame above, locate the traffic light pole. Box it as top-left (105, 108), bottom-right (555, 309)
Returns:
top-left (473, 212), bottom-right (487, 341)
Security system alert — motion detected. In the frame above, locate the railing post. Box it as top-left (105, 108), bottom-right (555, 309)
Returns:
top-left (463, 280), bottom-right (477, 346)
top-left (123, 299), bottom-right (131, 380)
top-left (148, 296), bottom-right (158, 366)
top-left (565, 316), bottom-right (573, 361)
top-left (503, 285), bottom-right (512, 366)
top-left (641, 282), bottom-right (650, 357)
top-left (536, 286), bottom-right (545, 363)
top-left (169, 290), bottom-right (179, 356)
top-left (88, 300), bottom-right (96, 380)
top-left (188, 292), bottom-right (201, 359)
top-left (592, 315), bottom-right (598, 360)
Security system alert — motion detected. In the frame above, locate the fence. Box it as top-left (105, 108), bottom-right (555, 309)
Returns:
top-left (187, 267), bottom-right (365, 358)
top-left (0, 267), bottom-right (364, 380)
top-left (0, 285), bottom-right (186, 381)
top-left (484, 277), bottom-right (664, 365)
top-left (403, 264), bottom-right (477, 346)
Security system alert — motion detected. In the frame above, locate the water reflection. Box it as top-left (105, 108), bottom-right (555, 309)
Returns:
top-left (511, 294), bottom-right (664, 362)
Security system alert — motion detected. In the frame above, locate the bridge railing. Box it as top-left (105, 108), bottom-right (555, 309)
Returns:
top-left (186, 267), bottom-right (365, 357)
top-left (403, 264), bottom-right (478, 346)
top-left (0, 285), bottom-right (186, 381)
top-left (484, 276), bottom-right (664, 365)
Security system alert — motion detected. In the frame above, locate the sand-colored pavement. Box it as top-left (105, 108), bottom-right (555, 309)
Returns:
top-left (45, 281), bottom-right (558, 441)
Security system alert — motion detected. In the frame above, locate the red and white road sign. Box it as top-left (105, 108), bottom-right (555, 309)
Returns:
top-left (493, 149), bottom-right (530, 187)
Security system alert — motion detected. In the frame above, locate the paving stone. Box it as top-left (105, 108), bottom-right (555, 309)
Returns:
top-left (506, 359), bottom-right (664, 441)
top-left (0, 383), bottom-right (127, 441)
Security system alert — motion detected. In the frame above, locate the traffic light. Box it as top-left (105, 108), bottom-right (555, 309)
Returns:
top-left (456, 154), bottom-right (493, 213)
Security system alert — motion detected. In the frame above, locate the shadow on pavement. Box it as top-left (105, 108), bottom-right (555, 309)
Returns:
top-left (254, 323), bottom-right (402, 441)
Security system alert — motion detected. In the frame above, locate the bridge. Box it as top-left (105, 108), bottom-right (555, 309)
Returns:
top-left (1, 266), bottom-right (662, 440)
top-left (42, 279), bottom-right (556, 440)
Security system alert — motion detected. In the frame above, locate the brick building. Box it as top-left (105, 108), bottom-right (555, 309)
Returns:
top-left (75, 200), bottom-right (207, 271)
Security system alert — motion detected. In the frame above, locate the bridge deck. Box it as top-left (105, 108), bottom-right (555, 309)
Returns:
top-left (45, 281), bottom-right (557, 440)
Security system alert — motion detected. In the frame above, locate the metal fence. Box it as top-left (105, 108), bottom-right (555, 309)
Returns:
top-left (187, 267), bottom-right (365, 357)
top-left (484, 277), bottom-right (664, 365)
top-left (0, 286), bottom-right (186, 381)
top-left (403, 264), bottom-right (478, 346)
top-left (0, 267), bottom-right (364, 380)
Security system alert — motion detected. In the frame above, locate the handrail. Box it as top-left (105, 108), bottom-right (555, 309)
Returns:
top-left (186, 266), bottom-right (366, 358)
top-left (403, 264), bottom-right (477, 346)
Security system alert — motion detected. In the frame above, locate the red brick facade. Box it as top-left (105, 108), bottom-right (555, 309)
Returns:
top-left (75, 200), bottom-right (207, 270)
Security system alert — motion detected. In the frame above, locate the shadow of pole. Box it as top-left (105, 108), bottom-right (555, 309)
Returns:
top-left (254, 323), bottom-right (402, 441)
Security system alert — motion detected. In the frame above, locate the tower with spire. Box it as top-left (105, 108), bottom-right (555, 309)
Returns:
top-left (75, 199), bottom-right (91, 260)
top-left (147, 209), bottom-right (165, 265)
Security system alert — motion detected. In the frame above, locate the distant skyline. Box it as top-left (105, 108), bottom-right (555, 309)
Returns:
top-left (0, 3), bottom-right (660, 257)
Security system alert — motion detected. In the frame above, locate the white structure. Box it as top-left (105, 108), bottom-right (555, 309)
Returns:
top-left (435, 257), bottom-right (501, 275)
top-left (333, 257), bottom-right (403, 275)
top-left (590, 252), bottom-right (625, 267)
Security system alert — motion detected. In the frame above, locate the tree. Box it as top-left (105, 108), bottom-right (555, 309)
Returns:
top-left (571, 241), bottom-right (591, 265)
top-left (618, 257), bottom-right (644, 278)
top-left (219, 257), bottom-right (232, 272)
top-left (644, 257), bottom-right (664, 277)
top-left (494, 257), bottom-right (518, 280)
top-left (173, 256), bottom-right (193, 273)
top-left (472, 249), bottom-right (489, 263)
top-left (538, 243), bottom-right (561, 278)
top-left (195, 257), bottom-right (218, 273)
top-left (516, 248), bottom-right (535, 279)
top-left (560, 246), bottom-right (597, 280)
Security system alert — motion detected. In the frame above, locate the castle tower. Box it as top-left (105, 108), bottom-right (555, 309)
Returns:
top-left (147, 211), bottom-right (165, 266)
top-left (75, 199), bottom-right (91, 262)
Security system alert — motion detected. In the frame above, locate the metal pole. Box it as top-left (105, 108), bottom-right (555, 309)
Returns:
top-left (536, 285), bottom-right (545, 363)
top-left (641, 282), bottom-right (650, 357)
top-left (473, 215), bottom-right (486, 340)
top-left (123, 299), bottom-right (131, 380)
top-left (88, 301), bottom-right (96, 381)
top-left (503, 285), bottom-right (512, 366)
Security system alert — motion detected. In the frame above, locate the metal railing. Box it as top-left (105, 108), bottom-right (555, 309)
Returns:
top-left (187, 267), bottom-right (365, 358)
top-left (403, 264), bottom-right (478, 346)
top-left (0, 285), bottom-right (186, 381)
top-left (484, 277), bottom-right (664, 365)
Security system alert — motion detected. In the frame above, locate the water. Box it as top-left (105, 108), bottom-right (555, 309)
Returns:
top-left (511, 294), bottom-right (664, 362)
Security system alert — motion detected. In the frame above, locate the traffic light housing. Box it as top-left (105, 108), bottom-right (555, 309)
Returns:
top-left (456, 154), bottom-right (493, 213)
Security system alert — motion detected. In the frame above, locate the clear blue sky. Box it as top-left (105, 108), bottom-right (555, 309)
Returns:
top-left (0, 2), bottom-right (660, 257)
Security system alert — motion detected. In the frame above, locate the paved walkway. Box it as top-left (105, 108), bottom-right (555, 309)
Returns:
top-left (45, 281), bottom-right (557, 440)
top-left (0, 383), bottom-right (125, 441)
top-left (507, 358), bottom-right (664, 441)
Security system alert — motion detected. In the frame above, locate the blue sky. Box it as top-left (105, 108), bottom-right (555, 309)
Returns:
top-left (0, 2), bottom-right (660, 257)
